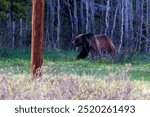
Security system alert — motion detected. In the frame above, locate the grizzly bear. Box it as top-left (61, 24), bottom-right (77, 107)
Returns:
top-left (72, 33), bottom-right (117, 60)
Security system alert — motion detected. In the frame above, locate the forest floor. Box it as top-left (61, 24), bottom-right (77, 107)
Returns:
top-left (0, 49), bottom-right (150, 99)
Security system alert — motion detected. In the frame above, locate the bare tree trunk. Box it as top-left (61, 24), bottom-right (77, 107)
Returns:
top-left (24, 21), bottom-right (29, 49)
top-left (125, 0), bottom-right (129, 48)
top-left (90, 0), bottom-right (95, 34)
top-left (80, 0), bottom-right (84, 33)
top-left (118, 0), bottom-right (124, 53)
top-left (129, 0), bottom-right (134, 51)
top-left (86, 0), bottom-right (89, 33)
top-left (19, 18), bottom-right (23, 49)
top-left (111, 0), bottom-right (119, 40)
top-left (138, 0), bottom-right (144, 51)
top-left (74, 0), bottom-right (78, 35)
top-left (12, 21), bottom-right (15, 49)
top-left (7, 9), bottom-right (12, 47)
top-left (31, 0), bottom-right (45, 78)
top-left (146, 0), bottom-right (150, 52)
top-left (67, 0), bottom-right (74, 41)
top-left (56, 0), bottom-right (61, 50)
top-left (135, 0), bottom-right (140, 51)
top-left (99, 0), bottom-right (104, 34)
top-left (105, 0), bottom-right (110, 35)
top-left (45, 0), bottom-right (50, 48)
top-left (50, 0), bottom-right (55, 49)
top-left (7, 10), bottom-right (11, 31)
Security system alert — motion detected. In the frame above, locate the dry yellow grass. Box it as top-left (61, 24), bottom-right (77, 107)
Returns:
top-left (0, 64), bottom-right (150, 100)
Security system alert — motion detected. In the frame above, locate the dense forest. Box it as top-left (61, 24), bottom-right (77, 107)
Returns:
top-left (0, 0), bottom-right (150, 53)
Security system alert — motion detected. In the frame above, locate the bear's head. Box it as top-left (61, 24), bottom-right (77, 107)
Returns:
top-left (72, 33), bottom-right (94, 47)
top-left (72, 34), bottom-right (84, 47)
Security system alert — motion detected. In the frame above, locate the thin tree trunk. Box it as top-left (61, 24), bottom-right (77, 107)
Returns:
top-left (138, 0), bottom-right (144, 51)
top-left (129, 0), bottom-right (134, 51)
top-left (50, 0), bottom-right (55, 49)
top-left (24, 21), bottom-right (28, 48)
top-left (135, 0), bottom-right (140, 51)
top-left (80, 0), bottom-right (84, 33)
top-left (67, 0), bottom-right (74, 42)
top-left (7, 10), bottom-right (11, 31)
top-left (125, 0), bottom-right (129, 48)
top-left (118, 0), bottom-right (124, 53)
top-left (86, 0), bottom-right (89, 33)
top-left (111, 0), bottom-right (119, 40)
top-left (74, 0), bottom-right (78, 35)
top-left (146, 0), bottom-right (150, 52)
top-left (45, 0), bottom-right (49, 48)
top-left (90, 0), bottom-right (95, 34)
top-left (105, 0), bottom-right (110, 35)
top-left (12, 21), bottom-right (15, 49)
top-left (100, 0), bottom-right (104, 33)
top-left (20, 18), bottom-right (23, 49)
top-left (7, 9), bottom-right (12, 47)
top-left (56, 0), bottom-right (61, 49)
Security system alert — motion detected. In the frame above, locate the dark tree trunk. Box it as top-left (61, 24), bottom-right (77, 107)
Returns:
top-left (31, 0), bottom-right (45, 78)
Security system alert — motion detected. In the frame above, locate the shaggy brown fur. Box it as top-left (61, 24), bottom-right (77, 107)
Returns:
top-left (72, 33), bottom-right (117, 59)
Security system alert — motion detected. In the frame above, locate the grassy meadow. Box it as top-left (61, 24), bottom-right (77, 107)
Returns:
top-left (0, 49), bottom-right (150, 99)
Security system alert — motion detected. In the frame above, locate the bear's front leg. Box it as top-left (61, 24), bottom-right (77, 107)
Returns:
top-left (77, 50), bottom-right (89, 59)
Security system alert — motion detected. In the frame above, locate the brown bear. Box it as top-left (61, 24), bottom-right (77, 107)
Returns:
top-left (72, 33), bottom-right (117, 60)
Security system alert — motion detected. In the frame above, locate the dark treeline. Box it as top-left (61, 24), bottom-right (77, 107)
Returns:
top-left (0, 0), bottom-right (150, 53)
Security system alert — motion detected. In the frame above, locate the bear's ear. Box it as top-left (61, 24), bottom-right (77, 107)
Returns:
top-left (75, 34), bottom-right (84, 40)
top-left (84, 33), bottom-right (94, 39)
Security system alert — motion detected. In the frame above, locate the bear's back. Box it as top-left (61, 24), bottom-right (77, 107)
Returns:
top-left (94, 34), bottom-right (116, 56)
top-left (94, 35), bottom-right (111, 48)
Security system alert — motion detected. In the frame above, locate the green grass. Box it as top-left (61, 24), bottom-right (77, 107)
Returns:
top-left (0, 49), bottom-right (150, 81)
